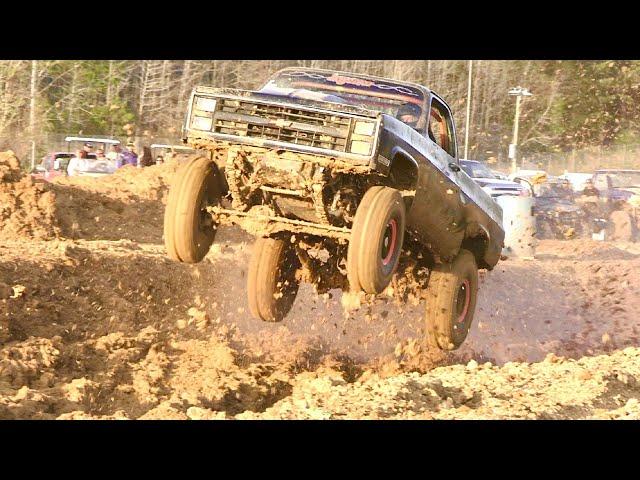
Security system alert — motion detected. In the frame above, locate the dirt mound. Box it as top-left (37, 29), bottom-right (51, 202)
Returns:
top-left (52, 160), bottom-right (181, 203)
top-left (2, 155), bottom-right (640, 419)
top-left (49, 160), bottom-right (183, 243)
top-left (0, 151), bottom-right (59, 240)
top-left (243, 347), bottom-right (640, 419)
top-left (1, 234), bottom-right (639, 419)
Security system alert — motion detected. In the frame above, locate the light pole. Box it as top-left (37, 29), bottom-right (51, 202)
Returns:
top-left (508, 86), bottom-right (533, 174)
top-left (463, 60), bottom-right (473, 160)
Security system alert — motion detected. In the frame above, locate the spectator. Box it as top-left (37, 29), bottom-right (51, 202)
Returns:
top-left (121, 142), bottom-right (138, 167)
top-left (138, 146), bottom-right (154, 167)
top-left (107, 144), bottom-right (124, 166)
top-left (582, 179), bottom-right (600, 198)
top-left (155, 155), bottom-right (164, 165)
top-left (67, 150), bottom-right (88, 177)
top-left (83, 142), bottom-right (94, 155)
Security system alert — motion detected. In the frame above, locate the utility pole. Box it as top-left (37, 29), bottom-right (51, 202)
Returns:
top-left (508, 86), bottom-right (533, 174)
top-left (29, 60), bottom-right (37, 171)
top-left (463, 60), bottom-right (473, 160)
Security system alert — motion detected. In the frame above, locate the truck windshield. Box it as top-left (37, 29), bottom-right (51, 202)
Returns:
top-left (537, 182), bottom-right (573, 199)
top-left (598, 171), bottom-right (640, 188)
top-left (461, 162), bottom-right (497, 179)
top-left (259, 70), bottom-right (426, 119)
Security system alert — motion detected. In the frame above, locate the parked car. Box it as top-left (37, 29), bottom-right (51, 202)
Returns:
top-left (164, 67), bottom-right (506, 351)
top-left (460, 159), bottom-right (527, 198)
top-left (558, 172), bottom-right (593, 193)
top-left (491, 170), bottom-right (509, 181)
top-left (514, 176), bottom-right (585, 239)
top-left (32, 151), bottom-right (98, 182)
top-left (592, 169), bottom-right (640, 208)
top-left (150, 144), bottom-right (199, 164)
top-left (33, 136), bottom-right (121, 181)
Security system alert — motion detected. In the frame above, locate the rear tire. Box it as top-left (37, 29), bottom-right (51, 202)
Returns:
top-left (164, 156), bottom-right (222, 263)
top-left (247, 237), bottom-right (300, 322)
top-left (425, 249), bottom-right (478, 351)
top-left (347, 187), bottom-right (406, 294)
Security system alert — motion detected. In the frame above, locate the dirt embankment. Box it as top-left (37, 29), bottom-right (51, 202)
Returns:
top-left (1, 151), bottom-right (639, 419)
top-left (0, 151), bottom-right (59, 240)
top-left (1, 150), bottom-right (182, 243)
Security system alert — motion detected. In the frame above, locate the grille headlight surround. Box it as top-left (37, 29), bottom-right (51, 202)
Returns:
top-left (350, 140), bottom-right (372, 155)
top-left (191, 115), bottom-right (213, 131)
top-left (195, 97), bottom-right (217, 112)
top-left (353, 120), bottom-right (375, 136)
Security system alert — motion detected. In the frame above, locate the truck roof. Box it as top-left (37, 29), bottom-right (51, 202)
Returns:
top-left (265, 67), bottom-right (433, 97)
top-left (64, 136), bottom-right (120, 145)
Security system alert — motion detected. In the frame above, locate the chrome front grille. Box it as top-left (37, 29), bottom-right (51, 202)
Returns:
top-left (212, 99), bottom-right (354, 151)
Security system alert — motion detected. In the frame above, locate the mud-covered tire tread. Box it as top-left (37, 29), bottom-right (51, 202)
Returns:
top-left (247, 237), bottom-right (300, 322)
top-left (164, 156), bottom-right (200, 262)
top-left (348, 186), bottom-right (406, 294)
top-left (164, 156), bottom-right (221, 263)
top-left (425, 249), bottom-right (478, 351)
top-left (347, 186), bottom-right (384, 292)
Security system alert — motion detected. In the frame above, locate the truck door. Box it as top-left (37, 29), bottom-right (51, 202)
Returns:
top-left (410, 96), bottom-right (466, 259)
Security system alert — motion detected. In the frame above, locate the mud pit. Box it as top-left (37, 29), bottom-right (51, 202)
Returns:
top-left (1, 151), bottom-right (639, 419)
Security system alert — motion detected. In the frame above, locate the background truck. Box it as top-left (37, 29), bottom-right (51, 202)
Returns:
top-left (164, 68), bottom-right (505, 350)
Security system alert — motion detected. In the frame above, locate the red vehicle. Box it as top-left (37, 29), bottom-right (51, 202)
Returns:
top-left (32, 152), bottom-right (98, 182)
top-left (32, 136), bottom-right (120, 182)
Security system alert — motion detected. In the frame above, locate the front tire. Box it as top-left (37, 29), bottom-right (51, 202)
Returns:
top-left (164, 156), bottom-right (223, 263)
top-left (247, 237), bottom-right (301, 322)
top-left (425, 249), bottom-right (478, 351)
top-left (347, 187), bottom-right (406, 294)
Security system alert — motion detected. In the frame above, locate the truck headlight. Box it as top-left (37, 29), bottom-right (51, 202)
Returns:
top-left (191, 115), bottom-right (213, 131)
top-left (195, 97), bottom-right (217, 112)
top-left (350, 140), bottom-right (372, 155)
top-left (353, 120), bottom-right (375, 136)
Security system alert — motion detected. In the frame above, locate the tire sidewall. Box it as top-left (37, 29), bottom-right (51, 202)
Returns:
top-left (361, 192), bottom-right (405, 290)
top-left (349, 187), bottom-right (406, 294)
top-left (449, 256), bottom-right (478, 347)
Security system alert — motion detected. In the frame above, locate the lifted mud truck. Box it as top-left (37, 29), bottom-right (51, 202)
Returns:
top-left (164, 68), bottom-right (505, 350)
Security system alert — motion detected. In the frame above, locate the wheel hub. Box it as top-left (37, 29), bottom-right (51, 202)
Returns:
top-left (455, 279), bottom-right (471, 325)
top-left (381, 218), bottom-right (398, 266)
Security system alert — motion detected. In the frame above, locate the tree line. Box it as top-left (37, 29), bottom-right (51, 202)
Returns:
top-left (2, 60), bottom-right (640, 163)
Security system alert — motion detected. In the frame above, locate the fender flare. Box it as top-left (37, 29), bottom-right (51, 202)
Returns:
top-left (388, 146), bottom-right (419, 171)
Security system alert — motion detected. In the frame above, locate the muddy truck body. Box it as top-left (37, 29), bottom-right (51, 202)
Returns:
top-left (164, 68), bottom-right (505, 350)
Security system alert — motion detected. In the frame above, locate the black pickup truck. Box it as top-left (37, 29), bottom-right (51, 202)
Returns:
top-left (164, 67), bottom-right (505, 350)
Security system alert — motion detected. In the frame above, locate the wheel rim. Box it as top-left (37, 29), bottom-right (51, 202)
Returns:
top-left (455, 279), bottom-right (471, 326)
top-left (198, 196), bottom-right (213, 232)
top-left (197, 173), bottom-right (218, 234)
top-left (381, 218), bottom-right (398, 266)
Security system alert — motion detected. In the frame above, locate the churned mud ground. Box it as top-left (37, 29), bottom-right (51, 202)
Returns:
top-left (1, 150), bottom-right (639, 419)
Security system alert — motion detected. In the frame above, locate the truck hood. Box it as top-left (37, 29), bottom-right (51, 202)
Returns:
top-left (617, 186), bottom-right (640, 195)
top-left (535, 197), bottom-right (580, 213)
top-left (473, 177), bottom-right (523, 189)
top-left (194, 86), bottom-right (382, 119)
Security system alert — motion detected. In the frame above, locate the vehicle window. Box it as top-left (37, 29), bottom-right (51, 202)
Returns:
top-left (593, 174), bottom-right (607, 190)
top-left (57, 158), bottom-right (71, 171)
top-left (429, 98), bottom-right (456, 158)
top-left (461, 162), bottom-right (496, 179)
top-left (538, 182), bottom-right (573, 199)
top-left (260, 69), bottom-right (427, 129)
top-left (602, 171), bottom-right (640, 188)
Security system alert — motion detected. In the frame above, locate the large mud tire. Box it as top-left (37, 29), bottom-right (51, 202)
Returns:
top-left (164, 156), bottom-right (222, 263)
top-left (247, 237), bottom-right (301, 322)
top-left (425, 249), bottom-right (478, 351)
top-left (347, 186), bottom-right (406, 294)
